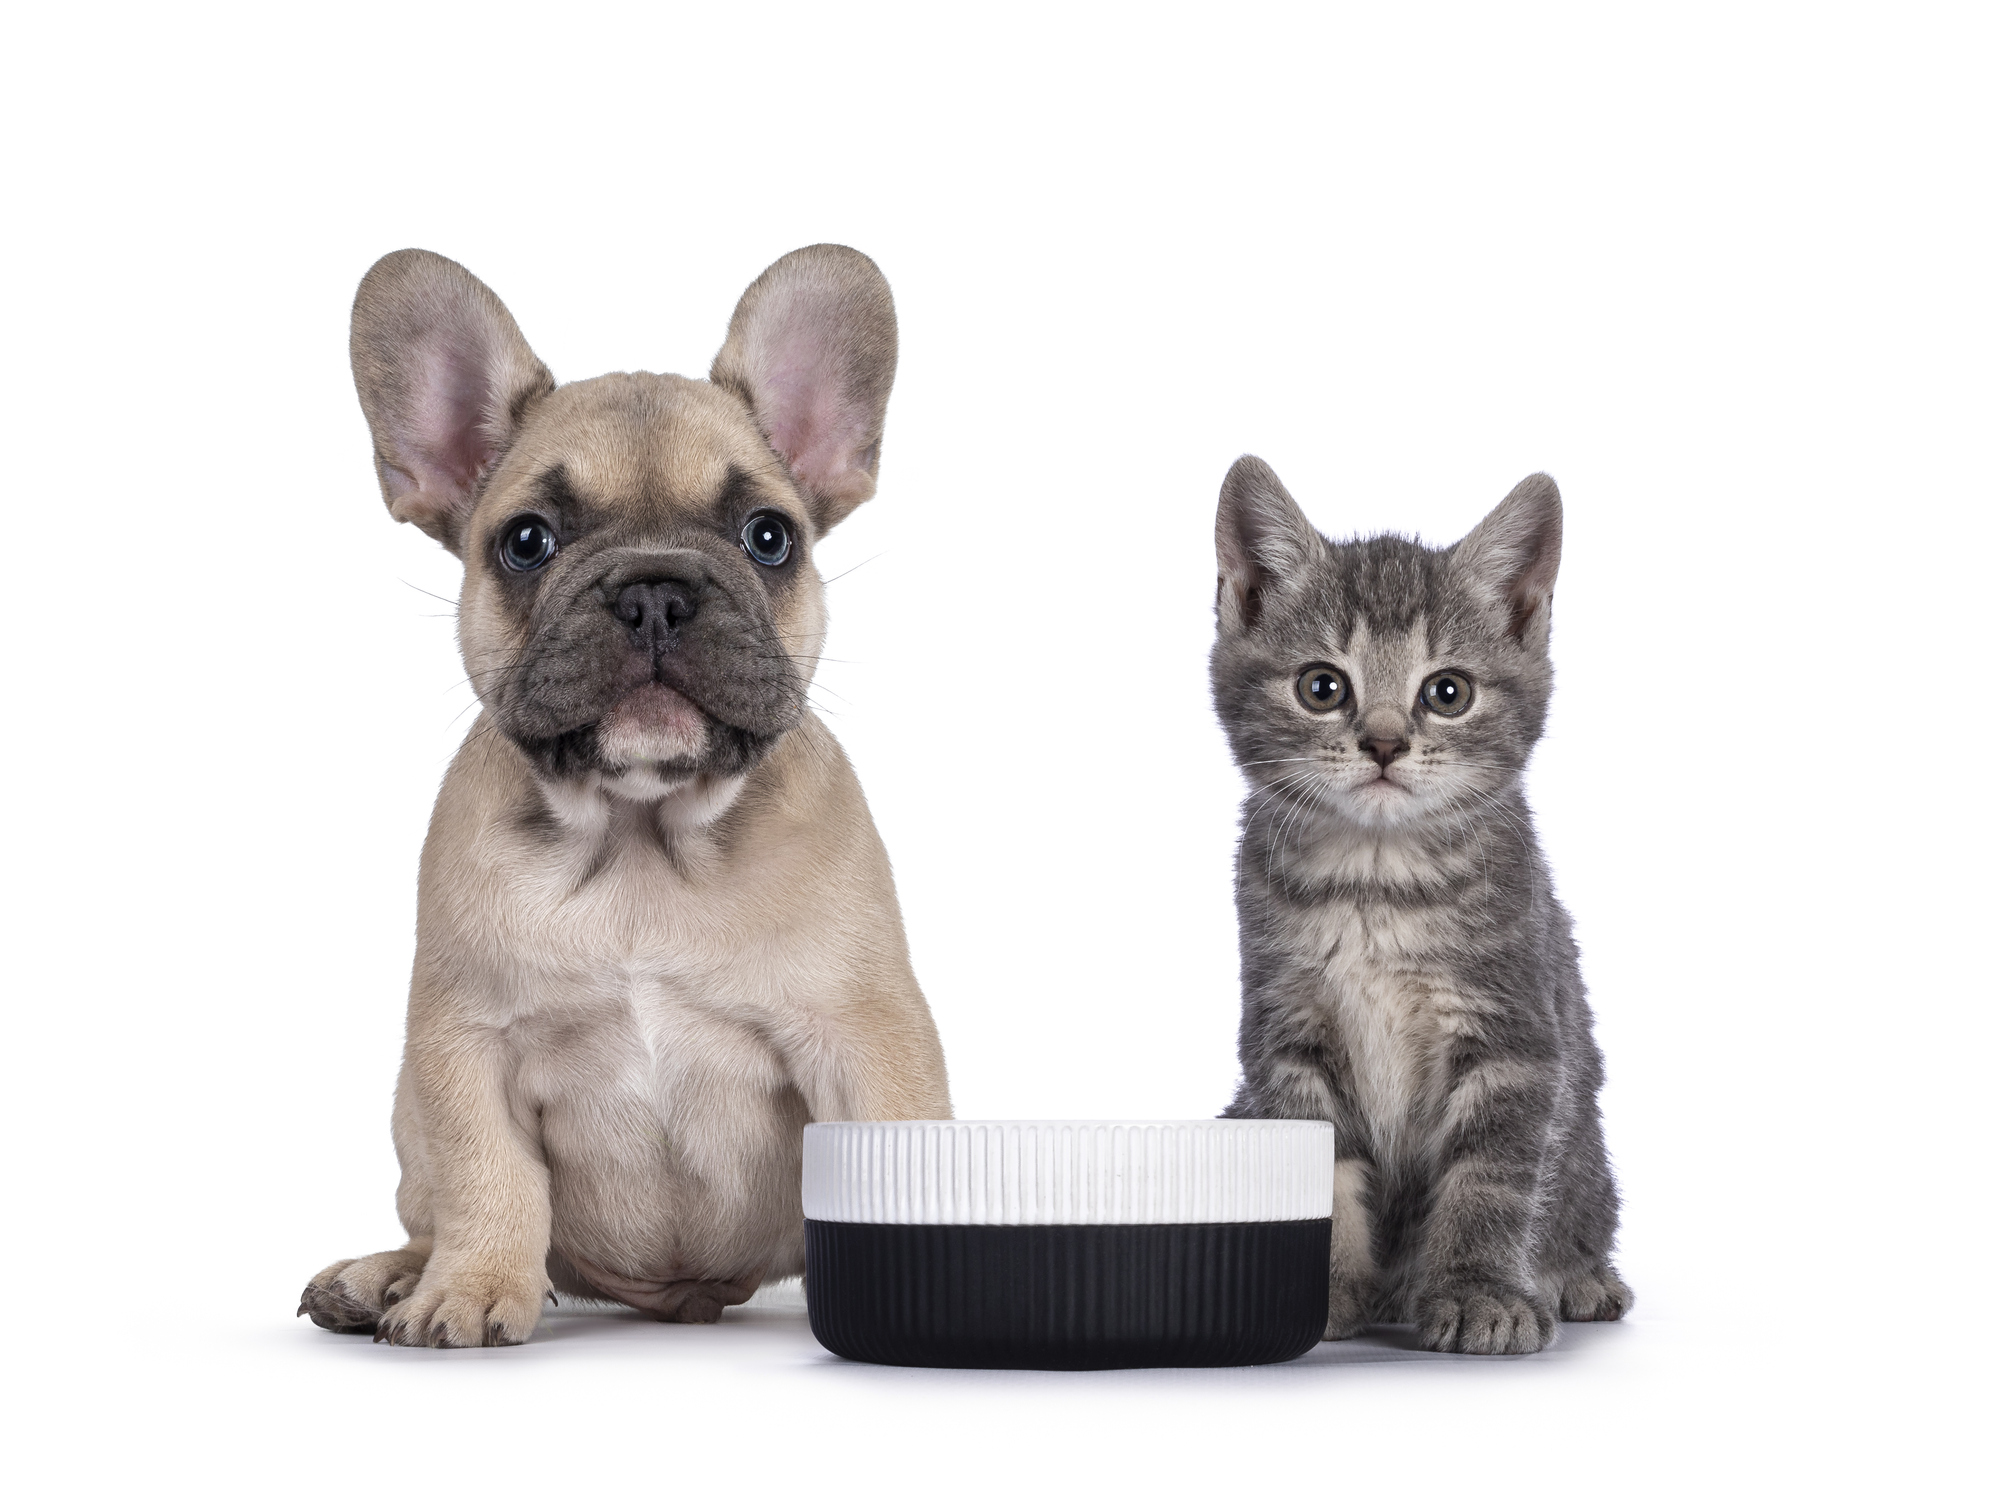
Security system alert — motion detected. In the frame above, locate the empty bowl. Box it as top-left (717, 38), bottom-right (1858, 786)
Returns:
top-left (802, 1119), bottom-right (1334, 1369)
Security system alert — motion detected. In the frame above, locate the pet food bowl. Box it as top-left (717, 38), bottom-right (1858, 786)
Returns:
top-left (802, 1119), bottom-right (1334, 1370)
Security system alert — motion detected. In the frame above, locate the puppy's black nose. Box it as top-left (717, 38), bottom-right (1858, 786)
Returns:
top-left (613, 578), bottom-right (700, 651)
top-left (1362, 737), bottom-right (1409, 768)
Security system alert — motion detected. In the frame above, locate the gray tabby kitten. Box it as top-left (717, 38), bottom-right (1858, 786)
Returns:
top-left (1212, 456), bottom-right (1630, 1355)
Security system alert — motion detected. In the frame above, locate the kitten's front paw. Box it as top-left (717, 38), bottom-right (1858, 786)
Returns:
top-left (1324, 1278), bottom-right (1369, 1341)
top-left (1559, 1265), bottom-right (1633, 1322)
top-left (375, 1262), bottom-right (548, 1348)
top-left (1417, 1283), bottom-right (1554, 1355)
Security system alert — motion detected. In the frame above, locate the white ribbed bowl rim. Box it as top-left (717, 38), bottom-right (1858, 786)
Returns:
top-left (803, 1119), bottom-right (1335, 1226)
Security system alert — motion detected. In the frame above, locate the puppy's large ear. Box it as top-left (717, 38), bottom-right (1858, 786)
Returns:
top-left (350, 250), bottom-right (555, 554)
top-left (710, 245), bottom-right (897, 532)
top-left (1451, 473), bottom-right (1563, 644)
top-left (1216, 455), bottom-right (1325, 631)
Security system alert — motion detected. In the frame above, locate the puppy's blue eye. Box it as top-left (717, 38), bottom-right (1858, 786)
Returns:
top-left (499, 517), bottom-right (557, 572)
top-left (742, 512), bottom-right (791, 566)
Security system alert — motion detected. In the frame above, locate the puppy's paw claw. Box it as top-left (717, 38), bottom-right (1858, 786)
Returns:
top-left (300, 1248), bottom-right (431, 1335)
top-left (376, 1267), bottom-right (546, 1349)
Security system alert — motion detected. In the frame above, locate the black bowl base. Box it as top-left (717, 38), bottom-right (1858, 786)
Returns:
top-left (805, 1218), bottom-right (1331, 1370)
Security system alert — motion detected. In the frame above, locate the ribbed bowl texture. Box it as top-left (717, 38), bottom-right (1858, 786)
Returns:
top-left (803, 1118), bottom-right (1336, 1225)
top-left (803, 1120), bottom-right (1334, 1370)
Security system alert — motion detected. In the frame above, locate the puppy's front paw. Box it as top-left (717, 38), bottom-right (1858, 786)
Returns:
top-left (1417, 1282), bottom-right (1554, 1355)
top-left (299, 1247), bottom-right (429, 1334)
top-left (375, 1263), bottom-right (548, 1348)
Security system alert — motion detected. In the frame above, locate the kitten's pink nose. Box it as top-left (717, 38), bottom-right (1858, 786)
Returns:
top-left (1358, 707), bottom-right (1410, 768)
top-left (1362, 737), bottom-right (1409, 768)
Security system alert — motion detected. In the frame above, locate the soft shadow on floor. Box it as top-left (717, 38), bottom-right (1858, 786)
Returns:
top-left (789, 1320), bottom-right (1637, 1388)
top-left (524, 1279), bottom-right (813, 1344)
top-left (747, 1278), bottom-right (1636, 1384)
top-left (298, 1277), bottom-right (1637, 1379)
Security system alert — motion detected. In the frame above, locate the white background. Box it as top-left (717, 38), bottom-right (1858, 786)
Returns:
top-left (3, 3), bottom-right (1990, 1493)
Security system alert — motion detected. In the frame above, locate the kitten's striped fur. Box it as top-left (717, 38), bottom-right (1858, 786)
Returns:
top-left (1212, 457), bottom-right (1629, 1355)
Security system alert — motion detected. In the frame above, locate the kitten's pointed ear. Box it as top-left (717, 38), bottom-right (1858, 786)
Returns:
top-left (350, 250), bottom-right (555, 555)
top-left (711, 244), bottom-right (897, 533)
top-left (1216, 455), bottom-right (1324, 631)
top-left (1453, 473), bottom-right (1563, 642)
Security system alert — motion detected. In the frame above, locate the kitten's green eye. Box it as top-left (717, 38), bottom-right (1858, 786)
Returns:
top-left (1297, 665), bottom-right (1350, 713)
top-left (1421, 670), bottom-right (1474, 717)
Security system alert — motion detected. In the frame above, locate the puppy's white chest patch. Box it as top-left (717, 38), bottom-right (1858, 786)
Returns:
top-left (491, 830), bottom-right (815, 1281)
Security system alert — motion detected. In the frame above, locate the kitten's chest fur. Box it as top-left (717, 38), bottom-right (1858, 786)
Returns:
top-left (1278, 892), bottom-right (1481, 1164)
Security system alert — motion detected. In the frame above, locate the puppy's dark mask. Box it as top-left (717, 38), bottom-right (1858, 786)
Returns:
top-left (349, 245), bottom-right (898, 794)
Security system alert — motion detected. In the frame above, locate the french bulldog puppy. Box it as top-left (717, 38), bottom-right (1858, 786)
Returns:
top-left (299, 246), bottom-right (951, 1348)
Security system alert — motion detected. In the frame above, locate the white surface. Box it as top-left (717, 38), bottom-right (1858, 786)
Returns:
top-left (1, 2), bottom-right (1990, 1495)
top-left (52, 1288), bottom-right (1942, 1496)
top-left (803, 1119), bottom-right (1336, 1224)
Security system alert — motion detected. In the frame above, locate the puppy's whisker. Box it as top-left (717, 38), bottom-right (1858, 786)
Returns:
top-left (817, 552), bottom-right (886, 587)
top-left (401, 580), bottom-right (462, 610)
